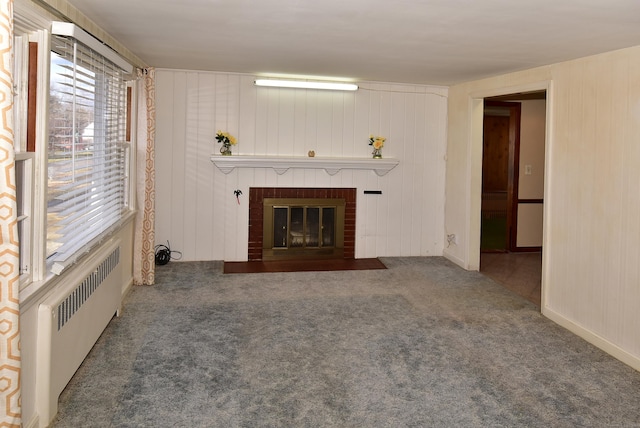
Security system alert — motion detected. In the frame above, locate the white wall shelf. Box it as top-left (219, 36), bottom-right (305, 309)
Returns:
top-left (210, 155), bottom-right (399, 176)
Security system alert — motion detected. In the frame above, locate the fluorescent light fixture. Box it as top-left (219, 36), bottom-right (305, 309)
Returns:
top-left (255, 79), bottom-right (358, 91)
top-left (52, 22), bottom-right (133, 73)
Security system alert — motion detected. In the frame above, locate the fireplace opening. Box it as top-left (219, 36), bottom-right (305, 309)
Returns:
top-left (248, 188), bottom-right (356, 261)
top-left (263, 198), bottom-right (345, 261)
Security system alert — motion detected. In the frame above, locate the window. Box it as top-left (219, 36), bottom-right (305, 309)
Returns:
top-left (12, 29), bottom-right (39, 287)
top-left (15, 154), bottom-right (33, 285)
top-left (47, 33), bottom-right (129, 270)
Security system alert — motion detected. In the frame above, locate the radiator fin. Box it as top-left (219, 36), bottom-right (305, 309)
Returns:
top-left (56, 247), bottom-right (120, 331)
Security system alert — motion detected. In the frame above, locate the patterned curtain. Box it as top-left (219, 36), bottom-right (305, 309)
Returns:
top-left (133, 68), bottom-right (156, 285)
top-left (0, 0), bottom-right (21, 425)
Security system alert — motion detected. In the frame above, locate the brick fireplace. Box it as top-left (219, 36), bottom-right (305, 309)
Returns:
top-left (248, 187), bottom-right (356, 261)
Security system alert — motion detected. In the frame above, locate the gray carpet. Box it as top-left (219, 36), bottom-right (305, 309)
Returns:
top-left (52, 257), bottom-right (640, 427)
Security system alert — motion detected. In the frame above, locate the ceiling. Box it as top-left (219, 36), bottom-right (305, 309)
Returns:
top-left (65, 0), bottom-right (640, 86)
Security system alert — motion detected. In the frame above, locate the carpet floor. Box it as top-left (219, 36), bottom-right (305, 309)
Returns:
top-left (52, 257), bottom-right (640, 427)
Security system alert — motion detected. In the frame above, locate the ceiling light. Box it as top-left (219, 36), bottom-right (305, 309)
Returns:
top-left (254, 79), bottom-right (358, 91)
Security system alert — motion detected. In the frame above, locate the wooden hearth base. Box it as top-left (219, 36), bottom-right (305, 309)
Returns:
top-left (223, 258), bottom-right (386, 274)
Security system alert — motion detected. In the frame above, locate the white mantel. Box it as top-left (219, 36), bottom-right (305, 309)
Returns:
top-left (210, 155), bottom-right (399, 176)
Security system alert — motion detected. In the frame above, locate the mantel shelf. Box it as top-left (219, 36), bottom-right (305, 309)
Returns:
top-left (210, 155), bottom-right (399, 176)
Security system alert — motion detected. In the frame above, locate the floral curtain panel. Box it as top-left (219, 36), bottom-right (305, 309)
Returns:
top-left (0, 0), bottom-right (22, 425)
top-left (133, 68), bottom-right (156, 285)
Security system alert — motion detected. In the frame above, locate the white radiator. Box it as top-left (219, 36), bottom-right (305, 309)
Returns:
top-left (37, 239), bottom-right (122, 427)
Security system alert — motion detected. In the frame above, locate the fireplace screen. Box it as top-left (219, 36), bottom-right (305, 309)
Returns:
top-left (263, 198), bottom-right (345, 260)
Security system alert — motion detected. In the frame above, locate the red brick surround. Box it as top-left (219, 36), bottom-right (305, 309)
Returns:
top-left (248, 187), bottom-right (356, 261)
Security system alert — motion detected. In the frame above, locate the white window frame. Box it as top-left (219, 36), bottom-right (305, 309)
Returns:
top-left (13, 32), bottom-right (32, 287)
top-left (14, 153), bottom-right (34, 287)
top-left (13, 22), bottom-right (49, 290)
top-left (13, 4), bottom-right (137, 301)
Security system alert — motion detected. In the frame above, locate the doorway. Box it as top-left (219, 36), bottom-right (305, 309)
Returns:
top-left (479, 91), bottom-right (546, 306)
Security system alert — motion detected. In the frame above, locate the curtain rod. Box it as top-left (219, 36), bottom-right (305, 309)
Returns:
top-left (31, 0), bottom-right (148, 69)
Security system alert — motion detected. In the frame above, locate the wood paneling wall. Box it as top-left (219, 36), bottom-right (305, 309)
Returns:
top-left (155, 71), bottom-right (448, 261)
top-left (445, 45), bottom-right (640, 368)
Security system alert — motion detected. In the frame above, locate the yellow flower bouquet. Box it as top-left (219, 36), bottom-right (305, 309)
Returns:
top-left (216, 131), bottom-right (237, 155)
top-left (369, 135), bottom-right (386, 158)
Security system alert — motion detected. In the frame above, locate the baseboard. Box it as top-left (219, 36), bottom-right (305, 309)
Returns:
top-left (513, 246), bottom-right (542, 252)
top-left (24, 414), bottom-right (38, 428)
top-left (543, 306), bottom-right (640, 372)
top-left (118, 276), bottom-right (134, 316)
top-left (443, 249), bottom-right (467, 270)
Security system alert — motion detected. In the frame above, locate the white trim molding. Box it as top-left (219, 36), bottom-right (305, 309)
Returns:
top-left (543, 307), bottom-right (640, 372)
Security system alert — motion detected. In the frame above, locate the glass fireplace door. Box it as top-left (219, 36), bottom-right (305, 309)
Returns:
top-left (264, 199), bottom-right (344, 260)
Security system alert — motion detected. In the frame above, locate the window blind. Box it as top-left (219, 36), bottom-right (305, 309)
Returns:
top-left (47, 34), bottom-right (128, 265)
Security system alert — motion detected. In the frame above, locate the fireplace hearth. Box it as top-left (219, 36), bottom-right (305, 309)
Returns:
top-left (248, 188), bottom-right (356, 261)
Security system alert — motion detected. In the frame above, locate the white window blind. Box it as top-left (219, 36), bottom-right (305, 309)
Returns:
top-left (47, 33), bottom-right (129, 267)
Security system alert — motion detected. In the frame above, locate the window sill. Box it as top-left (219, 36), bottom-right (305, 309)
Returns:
top-left (210, 155), bottom-right (399, 177)
top-left (19, 210), bottom-right (136, 311)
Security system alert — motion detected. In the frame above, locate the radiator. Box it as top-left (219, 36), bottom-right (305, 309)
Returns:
top-left (37, 239), bottom-right (122, 427)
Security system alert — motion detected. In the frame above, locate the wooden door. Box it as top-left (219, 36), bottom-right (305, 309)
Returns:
top-left (481, 113), bottom-right (509, 251)
top-left (481, 101), bottom-right (521, 252)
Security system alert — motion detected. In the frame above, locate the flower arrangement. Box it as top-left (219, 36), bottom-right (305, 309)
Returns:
top-left (369, 134), bottom-right (386, 158)
top-left (216, 131), bottom-right (237, 155)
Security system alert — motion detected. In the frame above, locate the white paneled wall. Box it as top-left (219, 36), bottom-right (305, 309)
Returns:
top-left (445, 45), bottom-right (640, 369)
top-left (155, 70), bottom-right (448, 261)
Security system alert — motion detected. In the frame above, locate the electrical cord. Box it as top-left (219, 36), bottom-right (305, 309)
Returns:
top-left (155, 241), bottom-right (182, 265)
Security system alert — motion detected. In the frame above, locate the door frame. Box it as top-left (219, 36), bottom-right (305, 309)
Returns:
top-left (467, 81), bottom-right (552, 307)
